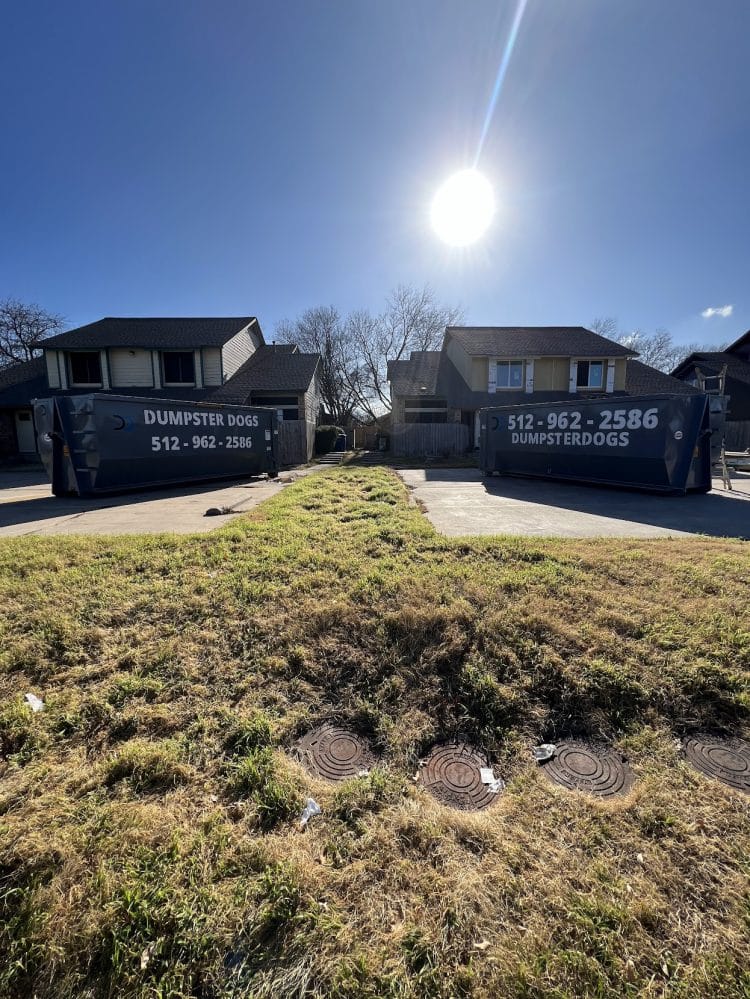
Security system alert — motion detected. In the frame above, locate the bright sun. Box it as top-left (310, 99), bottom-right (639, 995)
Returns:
top-left (431, 169), bottom-right (495, 247)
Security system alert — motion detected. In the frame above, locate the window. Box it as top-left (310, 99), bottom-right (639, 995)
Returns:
top-left (496, 360), bottom-right (524, 388)
top-left (576, 360), bottom-right (604, 389)
top-left (69, 352), bottom-right (102, 386)
top-left (162, 351), bottom-right (195, 385)
top-left (403, 398), bottom-right (447, 424)
top-left (250, 394), bottom-right (299, 420)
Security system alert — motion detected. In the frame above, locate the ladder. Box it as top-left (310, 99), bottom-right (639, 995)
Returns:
top-left (694, 365), bottom-right (731, 490)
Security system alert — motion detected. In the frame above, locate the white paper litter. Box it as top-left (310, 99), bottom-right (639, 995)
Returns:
top-left (357, 769), bottom-right (370, 778)
top-left (24, 693), bottom-right (45, 713)
top-left (487, 778), bottom-right (505, 794)
top-left (532, 743), bottom-right (557, 762)
top-left (479, 767), bottom-right (495, 784)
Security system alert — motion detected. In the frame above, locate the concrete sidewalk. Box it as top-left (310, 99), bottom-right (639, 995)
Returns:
top-left (0, 467), bottom-right (320, 537)
top-left (398, 468), bottom-right (750, 539)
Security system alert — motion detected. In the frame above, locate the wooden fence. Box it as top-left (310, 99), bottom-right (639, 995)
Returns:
top-left (724, 421), bottom-right (750, 451)
top-left (277, 420), bottom-right (314, 466)
top-left (390, 422), bottom-right (470, 457)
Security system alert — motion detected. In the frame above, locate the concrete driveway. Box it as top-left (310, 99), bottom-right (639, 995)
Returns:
top-left (398, 468), bottom-right (750, 539)
top-left (0, 468), bottom-right (306, 537)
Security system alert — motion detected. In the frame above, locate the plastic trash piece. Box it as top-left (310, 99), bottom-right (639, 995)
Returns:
top-left (299, 797), bottom-right (321, 830)
top-left (357, 769), bottom-right (370, 778)
top-left (479, 767), bottom-right (504, 794)
top-left (532, 743), bottom-right (557, 762)
top-left (24, 693), bottom-right (44, 712)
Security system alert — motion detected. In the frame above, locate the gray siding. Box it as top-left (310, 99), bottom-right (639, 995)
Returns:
top-left (221, 321), bottom-right (263, 381)
top-left (202, 348), bottom-right (222, 386)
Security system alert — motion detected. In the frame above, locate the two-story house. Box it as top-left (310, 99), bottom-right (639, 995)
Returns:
top-left (387, 325), bottom-right (699, 455)
top-left (0, 316), bottom-right (321, 463)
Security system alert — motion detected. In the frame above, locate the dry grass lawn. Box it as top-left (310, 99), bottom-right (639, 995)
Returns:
top-left (0, 466), bottom-right (748, 998)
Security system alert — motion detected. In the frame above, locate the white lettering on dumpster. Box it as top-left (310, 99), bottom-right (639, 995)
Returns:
top-left (510, 430), bottom-right (630, 447)
top-left (143, 408), bottom-right (260, 428)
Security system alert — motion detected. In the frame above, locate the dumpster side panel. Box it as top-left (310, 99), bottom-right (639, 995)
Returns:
top-left (479, 395), bottom-right (710, 494)
top-left (34, 395), bottom-right (279, 496)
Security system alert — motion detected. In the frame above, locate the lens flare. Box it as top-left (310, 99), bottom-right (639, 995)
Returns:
top-left (431, 169), bottom-right (495, 247)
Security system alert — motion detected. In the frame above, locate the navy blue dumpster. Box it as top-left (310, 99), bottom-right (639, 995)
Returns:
top-left (479, 394), bottom-right (712, 494)
top-left (33, 394), bottom-right (279, 497)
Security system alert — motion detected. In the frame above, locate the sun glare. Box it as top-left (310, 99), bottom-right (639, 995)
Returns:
top-left (431, 169), bottom-right (495, 247)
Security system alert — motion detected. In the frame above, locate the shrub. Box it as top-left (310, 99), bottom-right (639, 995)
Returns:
top-left (315, 425), bottom-right (341, 455)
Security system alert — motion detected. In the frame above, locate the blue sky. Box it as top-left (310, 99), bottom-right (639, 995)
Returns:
top-left (1, 1), bottom-right (748, 347)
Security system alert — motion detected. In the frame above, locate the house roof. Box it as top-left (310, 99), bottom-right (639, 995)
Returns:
top-left (625, 360), bottom-right (701, 396)
top-left (207, 345), bottom-right (320, 404)
top-left (386, 351), bottom-right (442, 397)
top-left (43, 317), bottom-right (260, 350)
top-left (672, 351), bottom-right (750, 384)
top-left (0, 357), bottom-right (48, 408)
top-left (725, 329), bottom-right (750, 355)
top-left (446, 326), bottom-right (636, 358)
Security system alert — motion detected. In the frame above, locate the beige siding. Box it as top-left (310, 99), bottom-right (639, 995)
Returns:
top-left (109, 348), bottom-right (154, 388)
top-left (529, 357), bottom-right (572, 391)
top-left (221, 321), bottom-right (263, 380)
top-left (470, 357), bottom-right (486, 390)
top-left (202, 348), bottom-right (222, 386)
top-left (45, 350), bottom-right (61, 389)
top-left (614, 358), bottom-right (627, 390)
top-left (445, 336), bottom-right (473, 385)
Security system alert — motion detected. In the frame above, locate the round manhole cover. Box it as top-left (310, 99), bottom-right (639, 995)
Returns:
top-left (682, 735), bottom-right (750, 793)
top-left (541, 741), bottom-right (633, 797)
top-left (418, 743), bottom-right (501, 811)
top-left (296, 725), bottom-right (376, 781)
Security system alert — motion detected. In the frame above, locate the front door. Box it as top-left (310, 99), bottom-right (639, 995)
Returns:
top-left (14, 410), bottom-right (36, 453)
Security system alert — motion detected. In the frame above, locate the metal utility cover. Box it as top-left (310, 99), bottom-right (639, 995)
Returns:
top-left (419, 743), bottom-right (501, 811)
top-left (682, 735), bottom-right (750, 794)
top-left (541, 741), bottom-right (633, 797)
top-left (296, 725), bottom-right (376, 781)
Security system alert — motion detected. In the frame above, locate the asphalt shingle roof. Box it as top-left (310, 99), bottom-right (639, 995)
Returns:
top-left (447, 326), bottom-right (635, 358)
top-left (386, 351), bottom-right (442, 396)
top-left (672, 352), bottom-right (750, 385)
top-left (43, 317), bottom-right (259, 350)
top-left (208, 346), bottom-right (319, 403)
top-left (0, 357), bottom-right (48, 407)
top-left (625, 360), bottom-right (701, 396)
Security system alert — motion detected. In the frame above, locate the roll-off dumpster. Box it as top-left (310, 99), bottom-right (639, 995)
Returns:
top-left (33, 394), bottom-right (279, 496)
top-left (479, 394), bottom-right (711, 493)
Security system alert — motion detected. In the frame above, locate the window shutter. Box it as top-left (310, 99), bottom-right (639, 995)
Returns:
top-left (525, 359), bottom-right (534, 394)
top-left (568, 359), bottom-right (578, 393)
top-left (488, 358), bottom-right (497, 394)
top-left (606, 359), bottom-right (615, 392)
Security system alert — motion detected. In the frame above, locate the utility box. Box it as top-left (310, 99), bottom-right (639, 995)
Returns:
top-left (33, 394), bottom-right (279, 497)
top-left (479, 394), bottom-right (712, 494)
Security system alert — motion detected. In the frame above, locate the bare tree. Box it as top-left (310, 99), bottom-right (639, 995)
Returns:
top-left (0, 298), bottom-right (64, 367)
top-left (589, 316), bottom-right (726, 373)
top-left (276, 306), bottom-right (358, 424)
top-left (349, 285), bottom-right (463, 417)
